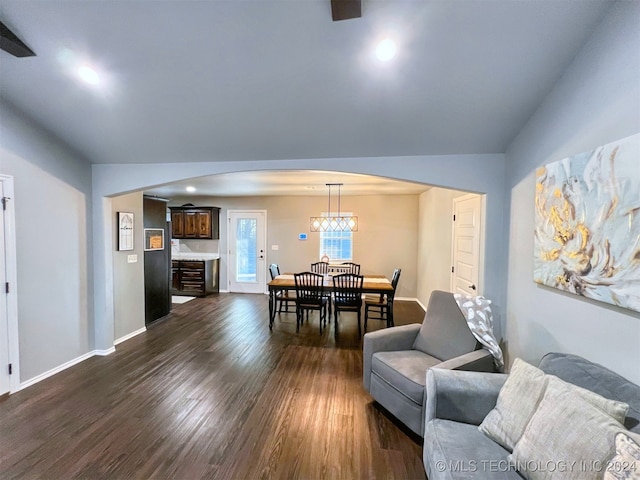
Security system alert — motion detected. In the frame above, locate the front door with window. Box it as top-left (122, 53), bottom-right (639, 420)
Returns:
top-left (228, 210), bottom-right (267, 294)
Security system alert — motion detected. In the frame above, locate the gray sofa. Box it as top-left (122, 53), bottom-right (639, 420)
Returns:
top-left (423, 352), bottom-right (640, 479)
top-left (363, 290), bottom-right (495, 436)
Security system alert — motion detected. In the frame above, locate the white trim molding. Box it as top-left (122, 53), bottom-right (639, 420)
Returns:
top-left (115, 327), bottom-right (146, 346)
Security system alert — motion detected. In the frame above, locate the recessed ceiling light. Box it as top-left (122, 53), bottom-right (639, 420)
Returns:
top-left (78, 65), bottom-right (100, 85)
top-left (186, 186), bottom-right (196, 193)
top-left (375, 38), bottom-right (397, 62)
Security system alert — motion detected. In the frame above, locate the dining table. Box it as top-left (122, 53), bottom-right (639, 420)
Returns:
top-left (267, 273), bottom-right (394, 330)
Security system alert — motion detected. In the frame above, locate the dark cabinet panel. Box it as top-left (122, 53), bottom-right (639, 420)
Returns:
top-left (170, 206), bottom-right (219, 239)
top-left (144, 197), bottom-right (171, 325)
top-left (170, 211), bottom-right (184, 237)
top-left (171, 259), bottom-right (220, 297)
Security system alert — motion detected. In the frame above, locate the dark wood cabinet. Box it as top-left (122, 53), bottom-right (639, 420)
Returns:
top-left (170, 206), bottom-right (220, 239)
top-left (171, 259), bottom-right (219, 297)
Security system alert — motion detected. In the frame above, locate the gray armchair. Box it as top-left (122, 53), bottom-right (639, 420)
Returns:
top-left (362, 290), bottom-right (495, 436)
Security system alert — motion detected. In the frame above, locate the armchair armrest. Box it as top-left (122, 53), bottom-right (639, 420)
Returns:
top-left (362, 323), bottom-right (421, 391)
top-left (425, 369), bottom-right (508, 427)
top-left (433, 349), bottom-right (495, 372)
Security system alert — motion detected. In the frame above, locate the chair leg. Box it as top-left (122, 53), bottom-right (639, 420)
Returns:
top-left (357, 310), bottom-right (361, 337)
top-left (364, 305), bottom-right (368, 333)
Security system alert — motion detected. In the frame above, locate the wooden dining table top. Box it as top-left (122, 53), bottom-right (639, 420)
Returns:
top-left (268, 273), bottom-right (394, 293)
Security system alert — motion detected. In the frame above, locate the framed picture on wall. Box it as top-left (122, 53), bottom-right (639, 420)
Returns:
top-left (144, 228), bottom-right (164, 251)
top-left (117, 212), bottom-right (134, 251)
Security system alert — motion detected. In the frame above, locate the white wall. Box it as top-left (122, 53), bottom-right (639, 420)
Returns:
top-left (0, 101), bottom-right (94, 382)
top-left (504, 1), bottom-right (640, 383)
top-left (417, 187), bottom-right (470, 307)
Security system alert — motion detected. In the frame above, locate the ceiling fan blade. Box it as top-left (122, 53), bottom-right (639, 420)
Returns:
top-left (0, 21), bottom-right (36, 57)
top-left (331, 0), bottom-right (362, 21)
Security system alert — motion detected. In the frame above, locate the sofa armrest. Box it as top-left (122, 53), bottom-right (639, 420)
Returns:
top-left (425, 369), bottom-right (508, 427)
top-left (362, 323), bottom-right (421, 391)
top-left (434, 349), bottom-right (496, 372)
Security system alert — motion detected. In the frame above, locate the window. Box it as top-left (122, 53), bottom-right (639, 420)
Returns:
top-left (320, 229), bottom-right (353, 261)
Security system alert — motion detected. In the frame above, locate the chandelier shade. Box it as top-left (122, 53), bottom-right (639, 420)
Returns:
top-left (309, 183), bottom-right (358, 232)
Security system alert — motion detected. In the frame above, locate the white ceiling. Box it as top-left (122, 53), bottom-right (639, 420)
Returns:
top-left (0, 0), bottom-right (614, 195)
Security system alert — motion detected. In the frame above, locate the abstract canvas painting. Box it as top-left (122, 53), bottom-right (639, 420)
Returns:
top-left (534, 133), bottom-right (640, 312)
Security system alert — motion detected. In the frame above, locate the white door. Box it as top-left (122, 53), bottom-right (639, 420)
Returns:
top-left (228, 210), bottom-right (267, 294)
top-left (451, 194), bottom-right (484, 296)
top-left (0, 181), bottom-right (10, 394)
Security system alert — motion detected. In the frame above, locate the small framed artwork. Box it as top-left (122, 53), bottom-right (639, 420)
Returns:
top-left (144, 228), bottom-right (165, 251)
top-left (117, 212), bottom-right (134, 251)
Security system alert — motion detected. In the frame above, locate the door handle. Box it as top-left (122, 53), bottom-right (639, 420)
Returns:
top-left (468, 284), bottom-right (476, 291)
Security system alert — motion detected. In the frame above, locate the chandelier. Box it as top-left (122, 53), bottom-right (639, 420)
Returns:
top-left (310, 183), bottom-right (358, 232)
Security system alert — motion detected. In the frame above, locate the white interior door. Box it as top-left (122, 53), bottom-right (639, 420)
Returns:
top-left (451, 194), bottom-right (484, 295)
top-left (228, 210), bottom-right (267, 294)
top-left (0, 181), bottom-right (10, 394)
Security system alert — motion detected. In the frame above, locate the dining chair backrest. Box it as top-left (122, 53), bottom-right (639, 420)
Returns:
top-left (294, 272), bottom-right (325, 302)
top-left (340, 262), bottom-right (361, 275)
top-left (269, 263), bottom-right (280, 281)
top-left (391, 268), bottom-right (402, 290)
top-left (310, 261), bottom-right (329, 275)
top-left (332, 273), bottom-right (364, 304)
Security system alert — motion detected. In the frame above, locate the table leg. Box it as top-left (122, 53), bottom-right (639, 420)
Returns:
top-left (387, 300), bottom-right (395, 328)
top-left (268, 288), bottom-right (277, 329)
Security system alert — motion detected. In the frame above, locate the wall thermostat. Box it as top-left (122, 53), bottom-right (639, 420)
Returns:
top-left (298, 233), bottom-right (308, 241)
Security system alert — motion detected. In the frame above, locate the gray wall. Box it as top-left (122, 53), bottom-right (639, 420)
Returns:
top-left (111, 192), bottom-right (145, 341)
top-left (0, 101), bottom-right (94, 382)
top-left (170, 194), bottom-right (419, 299)
top-left (504, 1), bottom-right (640, 383)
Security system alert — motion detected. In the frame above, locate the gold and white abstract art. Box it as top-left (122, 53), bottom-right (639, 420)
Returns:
top-left (534, 133), bottom-right (640, 312)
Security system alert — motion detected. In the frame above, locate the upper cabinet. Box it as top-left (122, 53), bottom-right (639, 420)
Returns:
top-left (170, 206), bottom-right (220, 239)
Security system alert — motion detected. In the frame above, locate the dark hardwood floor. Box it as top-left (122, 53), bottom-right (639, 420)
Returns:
top-left (0, 294), bottom-right (427, 480)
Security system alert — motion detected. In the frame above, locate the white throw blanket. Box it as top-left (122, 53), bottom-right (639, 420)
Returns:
top-left (453, 293), bottom-right (504, 371)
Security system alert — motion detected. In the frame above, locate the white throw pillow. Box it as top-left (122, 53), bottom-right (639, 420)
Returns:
top-left (508, 376), bottom-right (631, 480)
top-left (478, 358), bottom-right (549, 451)
top-left (479, 358), bottom-right (628, 452)
top-left (603, 431), bottom-right (640, 480)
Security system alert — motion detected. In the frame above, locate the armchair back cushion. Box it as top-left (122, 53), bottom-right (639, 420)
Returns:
top-left (412, 290), bottom-right (477, 361)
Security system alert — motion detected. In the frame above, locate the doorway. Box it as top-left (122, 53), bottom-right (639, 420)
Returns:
top-left (451, 193), bottom-right (485, 295)
top-left (0, 175), bottom-right (19, 394)
top-left (228, 210), bottom-right (267, 294)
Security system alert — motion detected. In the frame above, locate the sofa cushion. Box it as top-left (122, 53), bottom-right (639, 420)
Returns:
top-left (509, 376), bottom-right (635, 480)
top-left (478, 358), bottom-right (548, 452)
top-left (480, 358), bottom-right (629, 452)
top-left (539, 352), bottom-right (640, 433)
top-left (603, 432), bottom-right (640, 480)
top-left (412, 290), bottom-right (477, 361)
top-left (371, 350), bottom-right (441, 405)
top-left (424, 419), bottom-right (521, 480)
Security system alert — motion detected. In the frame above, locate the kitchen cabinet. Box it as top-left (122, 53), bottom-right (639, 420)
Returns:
top-left (170, 206), bottom-right (220, 239)
top-left (171, 259), bottom-right (219, 297)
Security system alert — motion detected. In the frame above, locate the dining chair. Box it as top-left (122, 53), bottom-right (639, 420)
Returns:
top-left (310, 261), bottom-right (331, 314)
top-left (269, 263), bottom-right (295, 314)
top-left (310, 261), bottom-right (329, 274)
top-left (364, 268), bottom-right (401, 331)
top-left (294, 272), bottom-right (328, 334)
top-left (339, 262), bottom-right (360, 274)
top-left (332, 273), bottom-right (364, 336)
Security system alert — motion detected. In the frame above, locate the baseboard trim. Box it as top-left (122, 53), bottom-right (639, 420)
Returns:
top-left (18, 349), bottom-right (102, 391)
top-left (94, 347), bottom-right (116, 356)
top-left (115, 327), bottom-right (146, 345)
